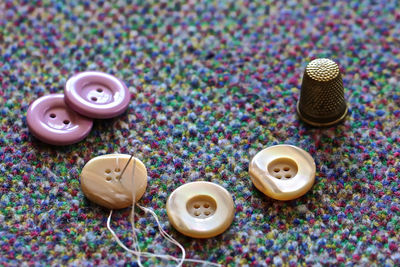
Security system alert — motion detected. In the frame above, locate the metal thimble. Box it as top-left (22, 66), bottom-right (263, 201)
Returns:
top-left (297, 58), bottom-right (347, 127)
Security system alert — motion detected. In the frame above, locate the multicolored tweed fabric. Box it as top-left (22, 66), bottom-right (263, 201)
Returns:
top-left (1, 0), bottom-right (400, 266)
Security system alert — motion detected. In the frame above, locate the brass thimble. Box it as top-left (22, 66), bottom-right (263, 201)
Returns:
top-left (297, 58), bottom-right (347, 127)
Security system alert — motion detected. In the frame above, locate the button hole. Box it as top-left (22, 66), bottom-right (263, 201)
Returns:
top-left (275, 175), bottom-right (282, 179)
top-left (105, 169), bottom-right (111, 174)
top-left (106, 177), bottom-right (112, 181)
top-left (115, 168), bottom-right (121, 172)
top-left (285, 174), bottom-right (292, 178)
top-left (63, 120), bottom-right (70, 124)
top-left (204, 211), bottom-right (210, 216)
top-left (283, 167), bottom-right (290, 171)
top-left (96, 88), bottom-right (103, 93)
top-left (50, 113), bottom-right (56, 118)
top-left (187, 195), bottom-right (217, 219)
top-left (274, 168), bottom-right (280, 172)
top-left (91, 96), bottom-right (98, 101)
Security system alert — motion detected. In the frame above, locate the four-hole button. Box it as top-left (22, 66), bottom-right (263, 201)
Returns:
top-left (80, 154), bottom-right (148, 210)
top-left (249, 145), bottom-right (316, 201)
top-left (166, 181), bottom-right (235, 238)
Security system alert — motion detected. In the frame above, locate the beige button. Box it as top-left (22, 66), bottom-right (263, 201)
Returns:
top-left (249, 145), bottom-right (316, 201)
top-left (81, 154), bottom-right (148, 209)
top-left (166, 181), bottom-right (235, 238)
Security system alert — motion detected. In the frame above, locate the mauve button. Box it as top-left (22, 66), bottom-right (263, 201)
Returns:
top-left (27, 94), bottom-right (93, 145)
top-left (64, 71), bottom-right (130, 119)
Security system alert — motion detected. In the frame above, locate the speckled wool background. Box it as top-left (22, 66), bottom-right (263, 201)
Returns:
top-left (1, 0), bottom-right (400, 266)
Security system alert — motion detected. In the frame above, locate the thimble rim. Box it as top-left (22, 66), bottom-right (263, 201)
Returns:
top-left (296, 102), bottom-right (348, 127)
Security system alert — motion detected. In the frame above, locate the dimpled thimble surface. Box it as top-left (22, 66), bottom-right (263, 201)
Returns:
top-left (297, 58), bottom-right (347, 127)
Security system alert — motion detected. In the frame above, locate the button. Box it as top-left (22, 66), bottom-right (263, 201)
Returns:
top-left (166, 181), bottom-right (234, 238)
top-left (64, 71), bottom-right (130, 119)
top-left (249, 145), bottom-right (316, 201)
top-left (80, 154), bottom-right (148, 209)
top-left (27, 94), bottom-right (93, 145)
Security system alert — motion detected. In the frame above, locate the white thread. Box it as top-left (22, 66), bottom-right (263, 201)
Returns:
top-left (107, 211), bottom-right (176, 261)
top-left (107, 156), bottom-right (221, 267)
top-left (107, 211), bottom-right (222, 266)
top-left (137, 204), bottom-right (185, 266)
top-left (129, 159), bottom-right (143, 266)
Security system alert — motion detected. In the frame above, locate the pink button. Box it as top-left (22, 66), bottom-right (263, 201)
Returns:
top-left (27, 94), bottom-right (93, 145)
top-left (64, 71), bottom-right (130, 119)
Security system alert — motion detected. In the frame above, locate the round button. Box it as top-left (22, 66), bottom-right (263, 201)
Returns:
top-left (80, 154), bottom-right (148, 209)
top-left (27, 94), bottom-right (93, 145)
top-left (166, 181), bottom-right (234, 238)
top-left (64, 71), bottom-right (130, 119)
top-left (249, 145), bottom-right (316, 201)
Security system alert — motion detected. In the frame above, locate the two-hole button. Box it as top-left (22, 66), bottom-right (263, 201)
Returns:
top-left (64, 71), bottom-right (130, 119)
top-left (27, 94), bottom-right (93, 145)
top-left (27, 71), bottom-right (130, 145)
top-left (166, 181), bottom-right (235, 238)
top-left (249, 145), bottom-right (316, 201)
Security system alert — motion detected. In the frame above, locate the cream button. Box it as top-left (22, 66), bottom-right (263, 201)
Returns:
top-left (166, 181), bottom-right (234, 238)
top-left (249, 145), bottom-right (316, 201)
top-left (81, 154), bottom-right (147, 209)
